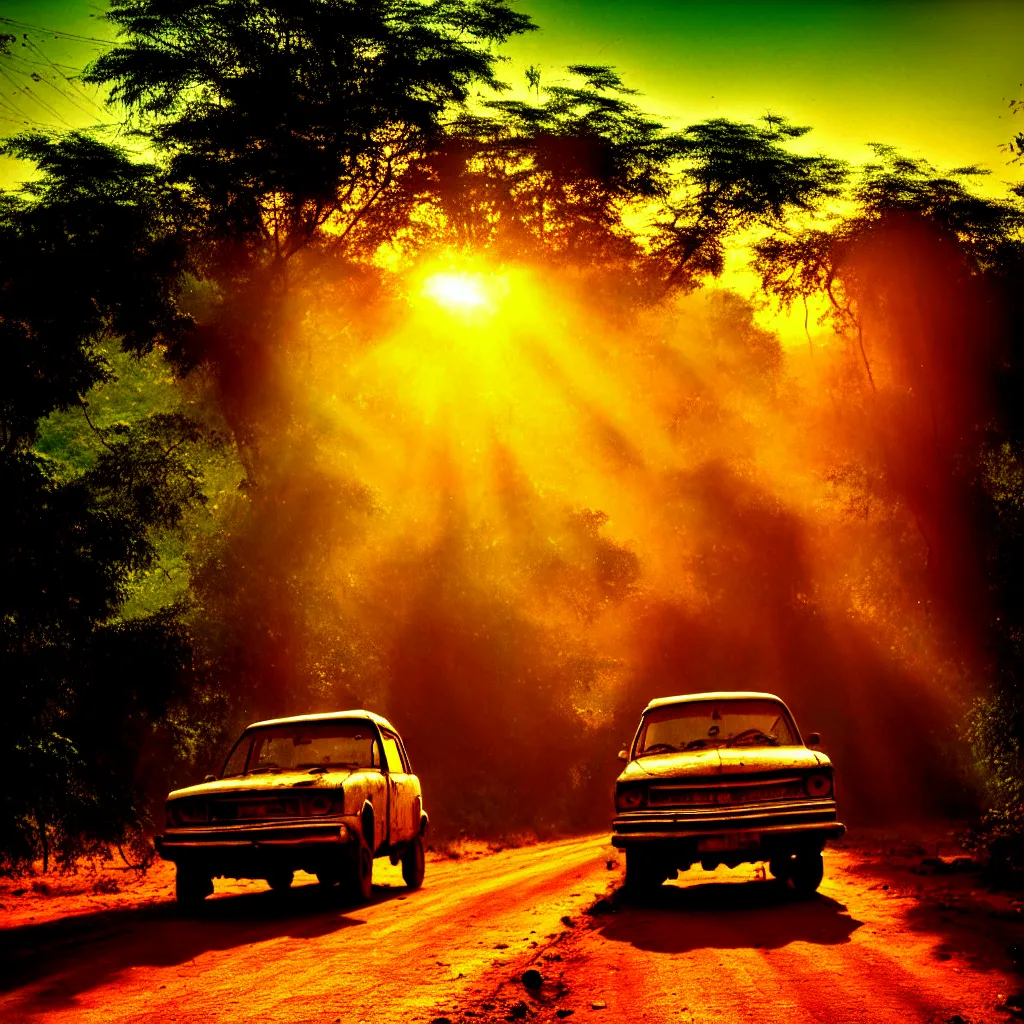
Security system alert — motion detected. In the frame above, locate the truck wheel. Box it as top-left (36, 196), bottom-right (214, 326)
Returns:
top-left (175, 866), bottom-right (213, 907)
top-left (788, 852), bottom-right (824, 896)
top-left (623, 847), bottom-right (667, 894)
top-left (773, 852), bottom-right (824, 896)
top-left (342, 837), bottom-right (373, 904)
top-left (266, 869), bottom-right (293, 892)
top-left (402, 835), bottom-right (425, 890)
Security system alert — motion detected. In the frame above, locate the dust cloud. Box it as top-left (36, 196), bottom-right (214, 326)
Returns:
top-left (187, 245), bottom-right (985, 837)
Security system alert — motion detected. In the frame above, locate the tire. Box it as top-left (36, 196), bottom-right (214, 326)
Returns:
top-left (772, 852), bottom-right (824, 896)
top-left (402, 834), bottom-right (425, 890)
top-left (623, 847), bottom-right (667, 893)
top-left (175, 866), bottom-right (213, 907)
top-left (788, 852), bottom-right (824, 896)
top-left (266, 869), bottom-right (293, 892)
top-left (342, 837), bottom-right (373, 904)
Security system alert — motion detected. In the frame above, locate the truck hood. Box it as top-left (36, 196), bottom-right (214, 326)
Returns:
top-left (168, 770), bottom-right (357, 800)
top-left (617, 745), bottom-right (830, 783)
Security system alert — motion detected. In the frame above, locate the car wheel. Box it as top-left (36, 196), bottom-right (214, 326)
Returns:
top-left (623, 847), bottom-right (667, 893)
top-left (402, 834), bottom-right (425, 890)
top-left (773, 851), bottom-right (824, 896)
top-left (266, 869), bottom-right (293, 892)
top-left (175, 866), bottom-right (213, 907)
top-left (342, 837), bottom-right (373, 904)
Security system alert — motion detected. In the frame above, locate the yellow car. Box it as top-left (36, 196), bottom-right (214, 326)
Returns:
top-left (612, 692), bottom-right (844, 894)
top-left (155, 710), bottom-right (427, 906)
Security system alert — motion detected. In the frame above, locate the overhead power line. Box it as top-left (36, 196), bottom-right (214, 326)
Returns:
top-left (0, 17), bottom-right (113, 132)
top-left (22, 35), bottom-right (108, 115)
top-left (0, 16), bottom-right (114, 47)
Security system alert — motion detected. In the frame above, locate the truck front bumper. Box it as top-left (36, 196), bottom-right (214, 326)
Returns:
top-left (155, 817), bottom-right (358, 862)
top-left (612, 799), bottom-right (845, 848)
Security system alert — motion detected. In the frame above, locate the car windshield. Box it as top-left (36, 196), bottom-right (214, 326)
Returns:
top-left (221, 722), bottom-right (379, 777)
top-left (634, 699), bottom-right (799, 756)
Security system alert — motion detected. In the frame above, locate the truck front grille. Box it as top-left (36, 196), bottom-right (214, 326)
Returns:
top-left (648, 776), bottom-right (806, 808)
top-left (209, 798), bottom-right (303, 821)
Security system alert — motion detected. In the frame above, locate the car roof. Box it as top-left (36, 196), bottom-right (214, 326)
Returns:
top-left (644, 691), bottom-right (787, 711)
top-left (246, 709), bottom-right (399, 733)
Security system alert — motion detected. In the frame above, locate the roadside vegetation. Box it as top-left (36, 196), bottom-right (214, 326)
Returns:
top-left (2, 1), bottom-right (1023, 875)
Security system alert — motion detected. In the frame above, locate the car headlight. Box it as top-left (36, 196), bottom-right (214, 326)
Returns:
top-left (805, 773), bottom-right (833, 798)
top-left (303, 794), bottom-right (340, 816)
top-left (615, 785), bottom-right (648, 812)
top-left (168, 799), bottom-right (207, 825)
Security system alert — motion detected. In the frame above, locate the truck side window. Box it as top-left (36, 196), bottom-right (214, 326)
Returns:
top-left (381, 733), bottom-right (404, 774)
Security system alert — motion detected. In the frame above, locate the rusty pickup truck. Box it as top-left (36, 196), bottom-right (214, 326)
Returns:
top-left (155, 710), bottom-right (427, 906)
top-left (612, 691), bottom-right (844, 894)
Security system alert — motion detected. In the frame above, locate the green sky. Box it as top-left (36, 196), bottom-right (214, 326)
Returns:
top-left (2, 0), bottom-right (1021, 184)
top-left (504, 0), bottom-right (1023, 185)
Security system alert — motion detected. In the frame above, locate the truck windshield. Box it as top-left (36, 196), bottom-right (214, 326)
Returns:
top-left (635, 699), bottom-right (799, 756)
top-left (221, 722), bottom-right (379, 777)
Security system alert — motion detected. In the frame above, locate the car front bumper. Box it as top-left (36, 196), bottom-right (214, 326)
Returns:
top-left (155, 817), bottom-right (358, 862)
top-left (612, 798), bottom-right (845, 847)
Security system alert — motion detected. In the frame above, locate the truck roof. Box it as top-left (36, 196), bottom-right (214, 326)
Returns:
top-left (246, 709), bottom-right (398, 733)
top-left (644, 691), bottom-right (786, 711)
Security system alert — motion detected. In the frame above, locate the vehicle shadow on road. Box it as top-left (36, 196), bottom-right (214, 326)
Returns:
top-left (0, 880), bottom-right (406, 1013)
top-left (597, 877), bottom-right (863, 954)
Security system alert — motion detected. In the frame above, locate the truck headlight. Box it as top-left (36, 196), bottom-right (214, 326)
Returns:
top-left (805, 773), bottom-right (833, 798)
top-left (616, 786), bottom-right (647, 812)
top-left (303, 795), bottom-right (339, 816)
top-left (169, 799), bottom-right (207, 824)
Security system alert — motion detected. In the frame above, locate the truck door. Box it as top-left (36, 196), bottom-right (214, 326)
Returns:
top-left (380, 730), bottom-right (414, 844)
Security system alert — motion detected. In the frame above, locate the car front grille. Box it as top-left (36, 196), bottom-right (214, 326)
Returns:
top-left (209, 798), bottom-right (303, 821)
top-left (647, 775), bottom-right (807, 809)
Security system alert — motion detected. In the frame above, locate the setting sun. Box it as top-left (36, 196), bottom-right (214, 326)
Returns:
top-left (421, 271), bottom-right (490, 311)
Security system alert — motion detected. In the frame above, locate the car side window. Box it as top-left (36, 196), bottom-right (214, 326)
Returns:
top-left (380, 733), bottom-right (404, 774)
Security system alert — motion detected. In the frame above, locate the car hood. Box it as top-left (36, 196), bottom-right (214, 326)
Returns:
top-left (167, 770), bottom-right (358, 801)
top-left (617, 745), bottom-right (830, 783)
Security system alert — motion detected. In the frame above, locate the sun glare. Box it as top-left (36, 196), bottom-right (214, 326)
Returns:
top-left (421, 271), bottom-right (489, 311)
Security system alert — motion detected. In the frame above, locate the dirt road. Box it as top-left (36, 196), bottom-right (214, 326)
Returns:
top-left (1, 834), bottom-right (1020, 1024)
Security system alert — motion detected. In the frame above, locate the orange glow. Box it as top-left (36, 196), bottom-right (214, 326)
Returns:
top-left (265, 249), bottom-right (970, 824)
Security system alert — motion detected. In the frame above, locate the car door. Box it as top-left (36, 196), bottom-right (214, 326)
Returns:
top-left (379, 730), bottom-right (415, 844)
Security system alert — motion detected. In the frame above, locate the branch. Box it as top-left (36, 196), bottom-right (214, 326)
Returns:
top-left (79, 400), bottom-right (118, 452)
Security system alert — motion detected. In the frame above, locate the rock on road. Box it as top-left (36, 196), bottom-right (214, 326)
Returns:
top-left (0, 833), bottom-right (1018, 1024)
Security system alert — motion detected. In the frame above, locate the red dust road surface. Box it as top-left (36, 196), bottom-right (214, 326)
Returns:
top-left (448, 837), bottom-right (1024, 1024)
top-left (0, 835), bottom-right (613, 1023)
top-left (2, 833), bottom-right (1022, 1024)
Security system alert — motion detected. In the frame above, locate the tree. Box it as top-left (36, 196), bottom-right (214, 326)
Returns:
top-left (422, 65), bottom-right (686, 270)
top-left (414, 80), bottom-right (848, 306)
top-left (755, 146), bottom-right (1024, 866)
top-left (0, 133), bottom-right (211, 872)
top-left (653, 116), bottom-right (847, 289)
top-left (85, 0), bottom-right (536, 397)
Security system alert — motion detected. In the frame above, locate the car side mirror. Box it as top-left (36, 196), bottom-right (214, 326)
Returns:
top-left (204, 774), bottom-right (217, 782)
top-left (617, 749), bottom-right (630, 762)
top-left (806, 732), bottom-right (821, 748)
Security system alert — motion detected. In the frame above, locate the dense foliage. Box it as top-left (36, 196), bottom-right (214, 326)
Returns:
top-left (0, 135), bottom-right (212, 870)
top-left (2, 0), bottom-right (1023, 872)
